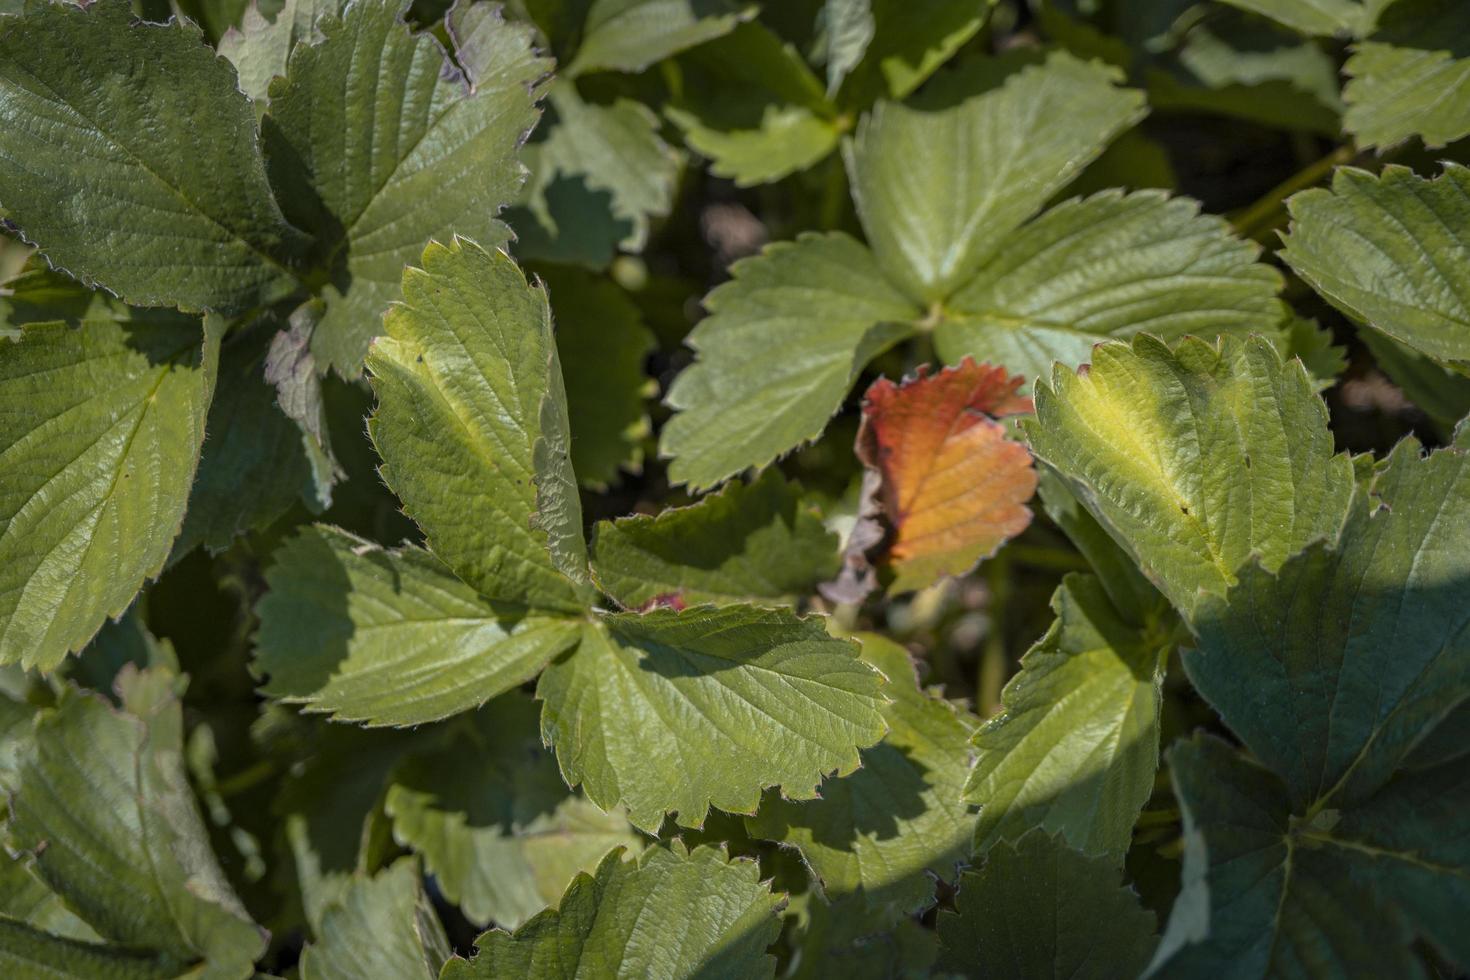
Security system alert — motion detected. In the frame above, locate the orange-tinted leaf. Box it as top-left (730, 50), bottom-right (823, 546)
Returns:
top-left (856, 357), bottom-right (1036, 594)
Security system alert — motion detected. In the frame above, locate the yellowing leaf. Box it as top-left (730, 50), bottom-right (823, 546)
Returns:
top-left (854, 358), bottom-right (1036, 594)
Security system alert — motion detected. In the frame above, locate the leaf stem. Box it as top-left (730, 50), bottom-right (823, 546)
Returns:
top-left (978, 551), bottom-right (1012, 716)
top-left (1230, 144), bottom-right (1355, 243)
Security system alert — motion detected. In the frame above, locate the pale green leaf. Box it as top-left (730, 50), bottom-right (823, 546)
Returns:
top-left (821, 0), bottom-right (875, 95)
top-left (1218, 0), bottom-right (1374, 37)
top-left (385, 692), bottom-right (643, 928)
top-left (936, 831), bottom-right (1157, 978)
top-left (542, 267), bottom-right (655, 487)
top-left (1144, 18), bottom-right (1344, 137)
top-left (846, 50), bottom-right (1146, 302)
top-left (218, 0), bottom-right (343, 102)
top-left (532, 82), bottom-right (680, 253)
top-left (964, 575), bottom-right (1169, 860)
top-left (1343, 0), bottom-right (1470, 149)
top-left (255, 525), bottom-right (582, 727)
top-left (565, 0), bottom-right (756, 75)
top-left (1149, 734), bottom-right (1469, 978)
top-left (442, 843), bottom-right (783, 980)
top-left (1025, 335), bottom-right (1355, 620)
top-left (263, 1), bottom-right (547, 374)
top-left (661, 232), bottom-right (918, 491)
top-left (935, 190), bottom-right (1285, 385)
top-left (833, 0), bottom-right (995, 109)
top-left (666, 21), bottom-right (841, 187)
top-left (1281, 164), bottom-right (1470, 368)
top-left (3, 679), bottom-right (266, 976)
top-left (0, 289), bottom-right (221, 669)
top-left (175, 318), bottom-right (316, 558)
top-left (0, 0), bottom-right (305, 313)
top-left (590, 469), bottom-right (839, 608)
top-left (1184, 431), bottom-right (1470, 810)
top-left (299, 860), bottom-right (451, 980)
top-left (367, 238), bottom-right (592, 612)
top-left (747, 634), bottom-right (978, 913)
top-left (263, 299), bottom-right (343, 509)
top-left (537, 605), bottom-right (888, 831)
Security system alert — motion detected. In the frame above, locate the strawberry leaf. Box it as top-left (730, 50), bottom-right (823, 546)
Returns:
top-left (263, 1), bottom-right (548, 374)
top-left (590, 469), bottom-right (839, 608)
top-left (0, 0), bottom-right (306, 313)
top-left (537, 606), bottom-right (887, 832)
top-left (366, 238), bottom-right (594, 613)
top-left (1026, 335), bottom-right (1355, 621)
top-left (746, 634), bottom-right (979, 913)
top-left (850, 357), bottom-right (1036, 595)
top-left (384, 693), bottom-right (643, 929)
top-left (1282, 164), bottom-right (1470, 369)
top-left (443, 844), bottom-right (783, 979)
top-left (964, 575), bottom-right (1171, 860)
top-left (255, 526), bottom-right (583, 727)
top-left (0, 284), bottom-right (220, 670)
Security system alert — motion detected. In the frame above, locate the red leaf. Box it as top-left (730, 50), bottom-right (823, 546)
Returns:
top-left (831, 358), bottom-right (1036, 598)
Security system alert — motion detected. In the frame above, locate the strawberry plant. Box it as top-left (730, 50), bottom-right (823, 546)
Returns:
top-left (0, 0), bottom-right (1467, 977)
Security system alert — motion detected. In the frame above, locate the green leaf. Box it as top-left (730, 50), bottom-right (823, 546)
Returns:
top-left (1343, 0), bottom-right (1470, 149)
top-left (366, 238), bottom-right (593, 613)
top-left (590, 469), bottom-right (839, 608)
top-left (541, 267), bottom-right (655, 488)
top-left (1184, 432), bottom-right (1470, 811)
top-left (1025, 335), bottom-right (1355, 621)
top-left (299, 860), bottom-right (451, 980)
top-left (1281, 164), bottom-right (1470, 369)
top-left (661, 232), bottom-right (918, 491)
top-left (1218, 0), bottom-right (1373, 37)
top-left (833, 0), bottom-right (995, 109)
top-left (442, 843), bottom-right (783, 979)
top-left (1359, 329), bottom-right (1470, 436)
top-left (175, 318), bottom-right (316, 558)
top-left (787, 892), bottom-right (938, 980)
top-left (1149, 734), bottom-right (1469, 978)
top-left (1035, 468), bottom-right (1164, 626)
top-left (565, 0), bottom-right (756, 76)
top-left (271, 722), bottom-right (430, 932)
top-left (3, 678), bottom-right (267, 976)
top-left (1144, 15), bottom-right (1345, 137)
top-left (384, 692), bottom-right (643, 928)
top-left (846, 50), bottom-right (1146, 302)
top-left (0, 0), bottom-right (305, 313)
top-left (747, 634), bottom-right (978, 913)
top-left (936, 831), bottom-right (1157, 979)
top-left (1277, 315), bottom-right (1348, 393)
top-left (0, 921), bottom-right (181, 980)
top-left (934, 190), bottom-right (1285, 385)
top-left (666, 21), bottom-right (841, 187)
top-left (218, 0), bottom-right (342, 102)
top-left (255, 525), bottom-right (582, 727)
top-left (537, 605), bottom-right (888, 831)
top-left (963, 575), bottom-right (1169, 861)
top-left (0, 290), bottom-right (221, 669)
top-left (530, 82), bottom-right (680, 254)
top-left (263, 0), bottom-right (547, 374)
top-left (821, 0), bottom-right (875, 96)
